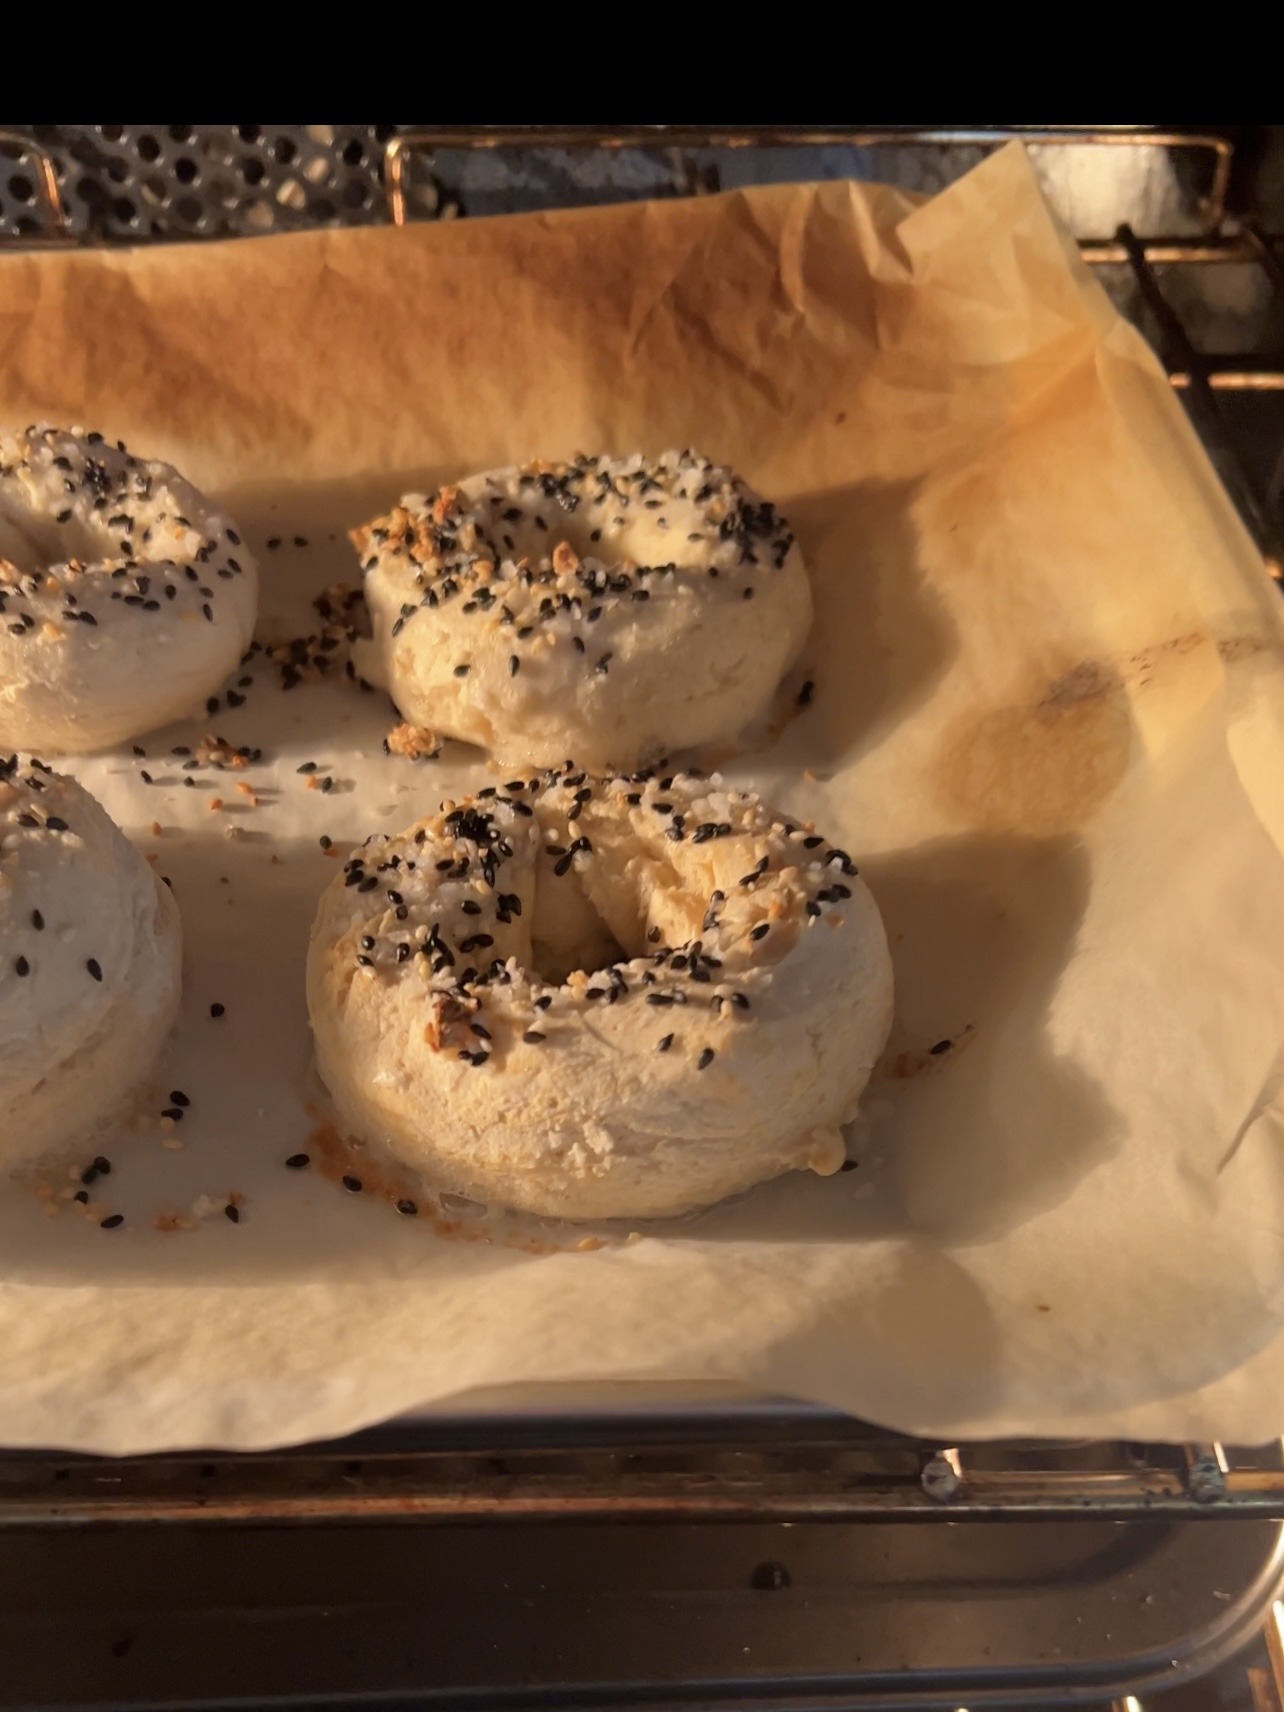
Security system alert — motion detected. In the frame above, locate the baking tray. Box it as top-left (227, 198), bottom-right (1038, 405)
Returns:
top-left (0, 1409), bottom-right (1279, 1708)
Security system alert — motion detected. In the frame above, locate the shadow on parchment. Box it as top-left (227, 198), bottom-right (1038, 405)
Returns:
top-left (760, 477), bottom-right (960, 770)
top-left (673, 829), bottom-right (1123, 1251)
top-left (861, 831), bottom-right (1125, 1245)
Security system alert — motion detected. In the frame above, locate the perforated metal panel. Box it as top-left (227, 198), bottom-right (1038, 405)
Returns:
top-left (0, 124), bottom-right (452, 241)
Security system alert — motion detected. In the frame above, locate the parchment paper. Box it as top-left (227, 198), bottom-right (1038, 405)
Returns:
top-left (1, 142), bottom-right (1283, 1453)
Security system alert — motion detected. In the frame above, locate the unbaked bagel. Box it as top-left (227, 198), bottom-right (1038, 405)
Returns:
top-left (0, 425), bottom-right (257, 753)
top-left (0, 756), bottom-right (182, 1167)
top-left (307, 766), bottom-right (892, 1221)
top-left (352, 451), bottom-right (812, 771)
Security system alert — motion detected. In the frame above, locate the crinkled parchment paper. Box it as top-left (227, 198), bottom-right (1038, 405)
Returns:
top-left (1, 142), bottom-right (1283, 1452)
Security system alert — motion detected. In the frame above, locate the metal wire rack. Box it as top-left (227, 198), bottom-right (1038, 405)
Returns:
top-left (0, 125), bottom-right (1281, 1552)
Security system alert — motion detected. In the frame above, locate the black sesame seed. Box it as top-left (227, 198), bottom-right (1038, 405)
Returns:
top-left (224, 1204), bottom-right (241, 1223)
top-left (319, 835), bottom-right (332, 850)
top-left (750, 923), bottom-right (770, 942)
top-left (930, 1039), bottom-right (953, 1056)
top-left (210, 1002), bottom-right (225, 1017)
top-left (509, 655), bottom-right (520, 676)
top-left (453, 663), bottom-right (471, 678)
top-left (697, 1048), bottom-right (715, 1070)
top-left (657, 1033), bottom-right (674, 1052)
top-left (13, 956), bottom-right (28, 977)
top-left (45, 816), bottom-right (68, 833)
top-left (523, 1030), bottom-right (546, 1044)
top-left (100, 1214), bottom-right (124, 1230)
top-left (797, 679), bottom-right (815, 706)
top-left (285, 1153), bottom-right (310, 1169)
top-left (73, 1189), bottom-right (89, 1205)
top-left (342, 1175), bottom-right (363, 1193)
top-left (396, 1198), bottom-right (418, 1216)
top-left (30, 909), bottom-right (43, 931)
top-left (86, 958), bottom-right (102, 982)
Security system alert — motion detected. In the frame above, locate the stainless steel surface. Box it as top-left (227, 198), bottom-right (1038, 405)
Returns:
top-left (386, 126), bottom-right (1235, 235)
top-left (0, 1525), bottom-right (1271, 1708)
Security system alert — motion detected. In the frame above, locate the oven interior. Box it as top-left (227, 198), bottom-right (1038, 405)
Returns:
top-left (0, 124), bottom-right (1282, 1712)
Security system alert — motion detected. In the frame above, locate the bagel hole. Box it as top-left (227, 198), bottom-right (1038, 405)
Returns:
top-left (529, 861), bottom-right (630, 986)
top-left (497, 510), bottom-right (602, 571)
top-left (0, 499), bottom-right (106, 579)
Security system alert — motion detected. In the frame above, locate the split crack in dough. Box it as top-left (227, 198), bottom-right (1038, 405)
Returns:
top-left (308, 766), bottom-right (892, 1221)
top-left (352, 451), bottom-right (812, 771)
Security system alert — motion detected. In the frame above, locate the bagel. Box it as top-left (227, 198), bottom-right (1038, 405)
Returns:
top-left (352, 451), bottom-right (812, 771)
top-left (0, 756), bottom-right (182, 1167)
top-left (0, 425), bottom-right (257, 753)
top-left (307, 766), bottom-right (892, 1221)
